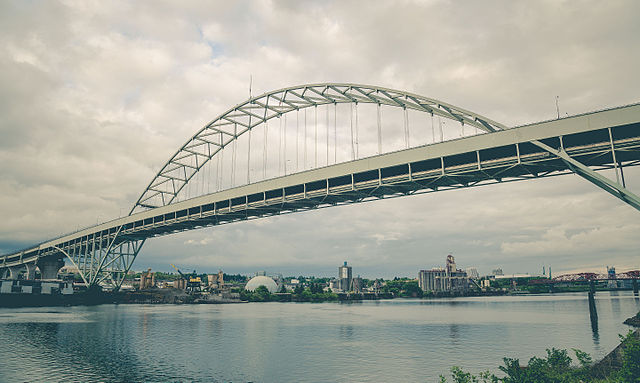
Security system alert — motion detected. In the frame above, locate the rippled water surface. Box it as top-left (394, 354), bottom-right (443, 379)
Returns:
top-left (0, 292), bottom-right (638, 382)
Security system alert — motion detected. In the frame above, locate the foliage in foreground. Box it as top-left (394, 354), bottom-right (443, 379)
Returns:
top-left (439, 330), bottom-right (640, 383)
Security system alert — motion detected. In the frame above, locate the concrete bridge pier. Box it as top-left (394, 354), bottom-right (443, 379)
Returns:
top-left (633, 279), bottom-right (639, 294)
top-left (24, 262), bottom-right (37, 280)
top-left (37, 255), bottom-right (64, 280)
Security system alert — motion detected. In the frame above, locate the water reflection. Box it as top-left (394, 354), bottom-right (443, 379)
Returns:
top-left (449, 324), bottom-right (460, 342)
top-left (340, 324), bottom-right (354, 338)
top-left (1, 293), bottom-right (639, 383)
top-left (0, 313), bottom-right (143, 382)
top-left (609, 291), bottom-right (621, 318)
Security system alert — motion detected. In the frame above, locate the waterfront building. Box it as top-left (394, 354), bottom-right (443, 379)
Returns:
top-left (173, 279), bottom-right (186, 290)
top-left (139, 268), bottom-right (155, 289)
top-left (419, 268), bottom-right (447, 292)
top-left (338, 261), bottom-right (353, 292)
top-left (207, 270), bottom-right (224, 289)
top-left (370, 279), bottom-right (383, 293)
top-left (285, 278), bottom-right (300, 292)
top-left (419, 255), bottom-right (469, 293)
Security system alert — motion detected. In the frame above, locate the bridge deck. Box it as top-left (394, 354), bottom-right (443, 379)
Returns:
top-left (2, 103), bottom-right (640, 269)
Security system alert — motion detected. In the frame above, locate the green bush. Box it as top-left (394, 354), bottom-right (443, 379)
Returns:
top-left (617, 330), bottom-right (640, 382)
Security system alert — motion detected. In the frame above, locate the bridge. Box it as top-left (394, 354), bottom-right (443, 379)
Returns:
top-left (1, 83), bottom-right (639, 289)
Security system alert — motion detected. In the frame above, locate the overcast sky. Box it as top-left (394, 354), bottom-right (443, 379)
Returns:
top-left (1, 0), bottom-right (639, 279)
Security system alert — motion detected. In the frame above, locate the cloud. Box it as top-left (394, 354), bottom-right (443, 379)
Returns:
top-left (0, 0), bottom-right (638, 278)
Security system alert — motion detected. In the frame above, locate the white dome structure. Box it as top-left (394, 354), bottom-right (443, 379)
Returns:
top-left (245, 276), bottom-right (278, 293)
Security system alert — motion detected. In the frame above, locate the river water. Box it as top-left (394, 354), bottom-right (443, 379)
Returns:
top-left (0, 292), bottom-right (638, 382)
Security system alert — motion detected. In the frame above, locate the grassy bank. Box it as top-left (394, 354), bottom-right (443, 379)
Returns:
top-left (439, 327), bottom-right (640, 383)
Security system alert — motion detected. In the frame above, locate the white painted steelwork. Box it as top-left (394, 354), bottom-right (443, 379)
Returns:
top-left (1, 84), bottom-right (639, 289)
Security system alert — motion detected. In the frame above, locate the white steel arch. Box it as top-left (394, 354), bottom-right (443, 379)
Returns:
top-left (132, 83), bottom-right (508, 214)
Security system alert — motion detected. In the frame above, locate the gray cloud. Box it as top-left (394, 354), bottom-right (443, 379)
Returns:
top-left (0, 0), bottom-right (638, 278)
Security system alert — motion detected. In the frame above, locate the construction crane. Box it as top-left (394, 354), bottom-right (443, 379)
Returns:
top-left (170, 264), bottom-right (202, 294)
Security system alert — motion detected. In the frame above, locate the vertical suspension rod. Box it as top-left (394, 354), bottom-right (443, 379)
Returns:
top-left (247, 119), bottom-right (252, 184)
top-left (231, 124), bottom-right (237, 187)
top-left (326, 104), bottom-right (329, 166)
top-left (315, 105), bottom-right (318, 169)
top-left (284, 113), bottom-right (288, 175)
top-left (403, 107), bottom-right (409, 149)
top-left (219, 134), bottom-right (224, 190)
top-left (377, 102), bottom-right (382, 154)
top-left (296, 109), bottom-right (299, 172)
top-left (304, 108), bottom-right (308, 170)
top-left (355, 102), bottom-right (359, 159)
top-left (350, 103), bottom-right (355, 160)
top-left (279, 114), bottom-right (283, 175)
top-left (263, 120), bottom-right (268, 179)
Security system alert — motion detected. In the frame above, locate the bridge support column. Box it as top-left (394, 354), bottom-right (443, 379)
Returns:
top-left (589, 280), bottom-right (596, 295)
top-left (24, 262), bottom-right (37, 280)
top-left (4, 266), bottom-right (23, 280)
top-left (37, 255), bottom-right (64, 280)
top-left (588, 289), bottom-right (598, 333)
top-left (633, 279), bottom-right (638, 294)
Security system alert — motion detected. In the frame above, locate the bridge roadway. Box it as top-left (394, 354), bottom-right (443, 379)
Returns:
top-left (2, 103), bottom-right (640, 276)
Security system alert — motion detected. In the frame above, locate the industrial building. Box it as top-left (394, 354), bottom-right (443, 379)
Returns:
top-left (418, 255), bottom-right (469, 293)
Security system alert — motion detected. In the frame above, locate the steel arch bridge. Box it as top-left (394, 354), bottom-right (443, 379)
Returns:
top-left (1, 83), bottom-right (639, 289)
top-left (132, 83), bottom-right (508, 213)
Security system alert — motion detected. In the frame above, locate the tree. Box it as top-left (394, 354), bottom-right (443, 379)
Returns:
top-left (253, 285), bottom-right (272, 302)
top-left (309, 283), bottom-right (323, 294)
top-left (619, 330), bottom-right (640, 382)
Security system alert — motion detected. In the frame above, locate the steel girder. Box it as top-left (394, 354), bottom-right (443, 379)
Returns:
top-left (132, 83), bottom-right (507, 214)
top-left (51, 236), bottom-right (145, 288)
top-left (532, 140), bottom-right (640, 211)
top-left (113, 134), bottom-right (639, 241)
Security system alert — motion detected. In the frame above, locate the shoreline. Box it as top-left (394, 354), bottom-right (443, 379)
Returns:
top-left (1, 288), bottom-right (637, 308)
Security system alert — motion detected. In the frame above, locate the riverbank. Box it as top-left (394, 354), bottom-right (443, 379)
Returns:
top-left (0, 289), bottom-right (244, 307)
top-left (590, 328), bottom-right (640, 380)
top-left (623, 311), bottom-right (640, 327)
top-left (439, 310), bottom-right (640, 382)
top-left (1, 287), bottom-right (637, 307)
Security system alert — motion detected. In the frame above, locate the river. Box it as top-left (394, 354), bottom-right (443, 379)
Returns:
top-left (0, 291), bottom-right (638, 382)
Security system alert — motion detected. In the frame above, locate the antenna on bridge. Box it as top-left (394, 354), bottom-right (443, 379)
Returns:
top-left (556, 96), bottom-right (560, 119)
top-left (249, 74), bottom-right (252, 98)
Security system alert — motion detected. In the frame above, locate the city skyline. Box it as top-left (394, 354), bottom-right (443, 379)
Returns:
top-left (135, 256), bottom-right (626, 281)
top-left (1, 1), bottom-right (639, 278)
